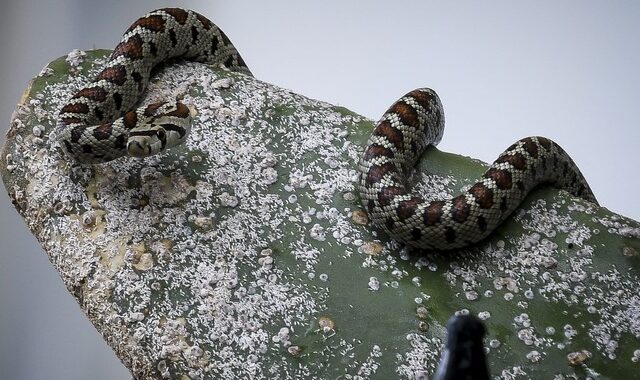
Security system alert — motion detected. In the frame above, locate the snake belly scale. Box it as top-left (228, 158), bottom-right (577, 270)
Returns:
top-left (57, 8), bottom-right (598, 250)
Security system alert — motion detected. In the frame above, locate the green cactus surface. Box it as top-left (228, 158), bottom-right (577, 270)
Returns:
top-left (2, 50), bottom-right (639, 379)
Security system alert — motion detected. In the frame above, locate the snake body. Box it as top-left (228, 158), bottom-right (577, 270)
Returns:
top-left (58, 8), bottom-right (598, 250)
top-left (358, 88), bottom-right (598, 250)
top-left (57, 8), bottom-right (251, 163)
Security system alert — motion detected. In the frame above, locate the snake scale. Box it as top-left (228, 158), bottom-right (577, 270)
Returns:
top-left (57, 8), bottom-right (598, 250)
top-left (359, 88), bottom-right (597, 249)
top-left (57, 8), bottom-right (251, 163)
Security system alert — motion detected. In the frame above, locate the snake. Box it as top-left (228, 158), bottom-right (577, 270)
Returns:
top-left (358, 88), bottom-right (598, 250)
top-left (57, 8), bottom-right (251, 164)
top-left (57, 8), bottom-right (598, 250)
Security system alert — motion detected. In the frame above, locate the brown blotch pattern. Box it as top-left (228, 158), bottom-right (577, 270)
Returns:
top-left (73, 87), bottom-right (108, 102)
top-left (407, 89), bottom-right (435, 112)
top-left (58, 9), bottom-right (252, 164)
top-left (93, 124), bottom-right (113, 141)
top-left (366, 162), bottom-right (397, 186)
top-left (468, 183), bottom-right (494, 209)
top-left (450, 195), bottom-right (471, 223)
top-left (143, 102), bottom-right (166, 117)
top-left (96, 65), bottom-right (127, 86)
top-left (166, 103), bottom-right (191, 118)
top-left (389, 101), bottom-right (419, 129)
top-left (397, 197), bottom-right (422, 221)
top-left (125, 15), bottom-right (166, 34)
top-left (363, 144), bottom-right (394, 161)
top-left (423, 201), bottom-right (445, 226)
top-left (162, 8), bottom-right (189, 25)
top-left (377, 186), bottom-right (406, 207)
top-left (61, 103), bottom-right (89, 115)
top-left (112, 35), bottom-right (144, 60)
top-left (195, 14), bottom-right (213, 30)
top-left (521, 138), bottom-right (539, 158)
top-left (537, 136), bottom-right (552, 150)
top-left (374, 120), bottom-right (404, 150)
top-left (484, 168), bottom-right (513, 190)
top-left (495, 152), bottom-right (527, 171)
top-left (122, 111), bottom-right (138, 129)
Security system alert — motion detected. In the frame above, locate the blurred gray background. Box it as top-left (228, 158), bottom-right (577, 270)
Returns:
top-left (1, 1), bottom-right (638, 378)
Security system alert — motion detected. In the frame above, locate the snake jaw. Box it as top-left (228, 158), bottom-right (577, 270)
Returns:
top-left (126, 102), bottom-right (193, 158)
top-left (127, 115), bottom-right (192, 158)
top-left (127, 126), bottom-right (167, 157)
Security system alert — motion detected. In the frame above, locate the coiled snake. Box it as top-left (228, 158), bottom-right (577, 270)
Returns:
top-left (57, 8), bottom-right (251, 163)
top-left (57, 8), bottom-right (598, 250)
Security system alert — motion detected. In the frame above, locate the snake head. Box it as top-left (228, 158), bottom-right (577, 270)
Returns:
top-left (127, 102), bottom-right (193, 158)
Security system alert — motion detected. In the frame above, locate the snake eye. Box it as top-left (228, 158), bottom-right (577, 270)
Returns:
top-left (156, 128), bottom-right (166, 141)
